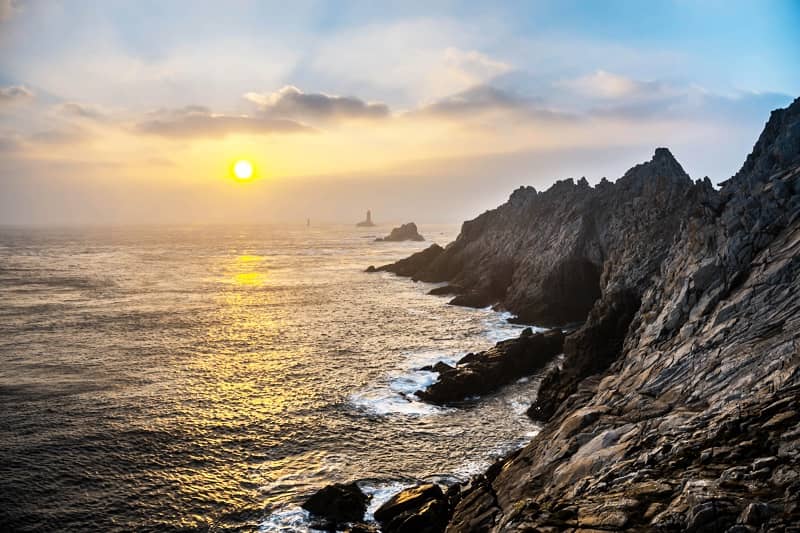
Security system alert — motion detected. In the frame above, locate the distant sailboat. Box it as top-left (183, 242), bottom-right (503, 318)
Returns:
top-left (356, 209), bottom-right (375, 227)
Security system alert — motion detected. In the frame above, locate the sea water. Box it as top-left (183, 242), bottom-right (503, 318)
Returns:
top-left (0, 224), bottom-right (549, 531)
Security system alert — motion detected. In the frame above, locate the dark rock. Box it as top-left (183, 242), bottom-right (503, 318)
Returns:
top-left (368, 244), bottom-right (444, 278)
top-left (528, 289), bottom-right (641, 421)
top-left (301, 482), bottom-right (368, 527)
top-left (416, 330), bottom-right (564, 404)
top-left (428, 284), bottom-right (461, 296)
top-left (739, 502), bottom-right (771, 526)
top-left (380, 99), bottom-right (800, 533)
top-left (369, 147), bottom-right (695, 326)
top-left (374, 484), bottom-right (448, 533)
top-left (376, 222), bottom-right (425, 242)
top-left (686, 499), bottom-right (738, 533)
top-left (418, 362), bottom-right (454, 373)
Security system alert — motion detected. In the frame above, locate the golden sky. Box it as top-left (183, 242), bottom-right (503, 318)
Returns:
top-left (0, 1), bottom-right (797, 224)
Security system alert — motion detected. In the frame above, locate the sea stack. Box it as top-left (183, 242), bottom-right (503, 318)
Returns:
top-left (356, 209), bottom-right (375, 227)
top-left (376, 222), bottom-right (425, 242)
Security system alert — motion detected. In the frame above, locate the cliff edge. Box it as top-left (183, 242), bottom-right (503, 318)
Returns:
top-left (372, 97), bottom-right (800, 531)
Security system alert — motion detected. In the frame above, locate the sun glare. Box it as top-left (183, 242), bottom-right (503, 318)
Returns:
top-left (233, 160), bottom-right (254, 180)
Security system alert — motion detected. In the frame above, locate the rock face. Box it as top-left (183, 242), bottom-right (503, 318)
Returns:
top-left (376, 222), bottom-right (425, 242)
top-left (434, 97), bottom-right (800, 531)
top-left (374, 147), bottom-right (696, 327)
top-left (366, 244), bottom-right (443, 276)
top-left (374, 483), bottom-right (449, 533)
top-left (367, 97), bottom-right (800, 531)
top-left (301, 482), bottom-right (368, 528)
top-left (416, 328), bottom-right (564, 405)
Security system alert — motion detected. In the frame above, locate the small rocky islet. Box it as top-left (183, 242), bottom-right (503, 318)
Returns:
top-left (375, 222), bottom-right (426, 242)
top-left (311, 97), bottom-right (800, 531)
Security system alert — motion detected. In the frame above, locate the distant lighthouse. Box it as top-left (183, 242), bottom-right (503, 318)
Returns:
top-left (356, 209), bottom-right (375, 227)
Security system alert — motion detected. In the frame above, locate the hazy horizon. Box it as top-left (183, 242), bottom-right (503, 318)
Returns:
top-left (1, 1), bottom-right (798, 225)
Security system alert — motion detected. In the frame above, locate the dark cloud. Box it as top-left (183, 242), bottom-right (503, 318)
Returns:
top-left (245, 86), bottom-right (390, 122)
top-left (135, 106), bottom-right (313, 138)
top-left (0, 85), bottom-right (33, 105)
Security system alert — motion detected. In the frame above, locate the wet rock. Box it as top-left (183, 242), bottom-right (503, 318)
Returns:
top-left (419, 361), bottom-right (454, 373)
top-left (416, 330), bottom-right (564, 405)
top-left (301, 482), bottom-right (368, 527)
top-left (376, 222), bottom-right (425, 242)
top-left (374, 483), bottom-right (449, 533)
top-left (428, 284), bottom-right (461, 296)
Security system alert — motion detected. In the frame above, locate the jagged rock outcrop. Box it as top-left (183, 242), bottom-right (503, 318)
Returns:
top-left (376, 222), bottom-right (425, 242)
top-left (438, 97), bottom-right (800, 531)
top-left (416, 328), bottom-right (565, 405)
top-left (372, 147), bottom-right (696, 326)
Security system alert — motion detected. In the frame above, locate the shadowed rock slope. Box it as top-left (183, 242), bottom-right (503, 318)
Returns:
top-left (442, 98), bottom-right (800, 531)
top-left (372, 146), bottom-right (698, 327)
top-left (369, 97), bottom-right (800, 531)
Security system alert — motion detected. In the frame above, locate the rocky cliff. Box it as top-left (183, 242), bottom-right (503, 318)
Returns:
top-left (372, 97), bottom-right (800, 531)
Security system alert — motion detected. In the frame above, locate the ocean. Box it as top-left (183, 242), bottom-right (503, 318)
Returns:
top-left (0, 224), bottom-right (550, 531)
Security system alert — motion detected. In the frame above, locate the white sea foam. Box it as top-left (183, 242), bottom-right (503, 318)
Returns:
top-left (349, 350), bottom-right (461, 416)
top-left (259, 506), bottom-right (315, 533)
top-left (359, 480), bottom-right (414, 521)
top-left (482, 310), bottom-right (546, 344)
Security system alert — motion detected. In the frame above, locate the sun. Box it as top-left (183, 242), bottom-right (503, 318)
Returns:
top-left (233, 160), bottom-right (254, 180)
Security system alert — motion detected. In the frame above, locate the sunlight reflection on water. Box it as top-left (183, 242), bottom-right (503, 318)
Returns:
top-left (0, 224), bottom-right (546, 531)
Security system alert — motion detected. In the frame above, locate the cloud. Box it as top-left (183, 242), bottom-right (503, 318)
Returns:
top-left (557, 70), bottom-right (668, 100)
top-left (0, 135), bottom-right (21, 152)
top-left (29, 128), bottom-right (88, 145)
top-left (414, 84), bottom-right (575, 124)
top-left (244, 86), bottom-right (390, 122)
top-left (308, 19), bottom-right (511, 104)
top-left (135, 105), bottom-right (313, 138)
top-left (441, 48), bottom-right (513, 88)
top-left (416, 85), bottom-right (527, 116)
top-left (0, 0), bottom-right (21, 22)
top-left (57, 102), bottom-right (107, 121)
top-left (0, 85), bottom-right (34, 105)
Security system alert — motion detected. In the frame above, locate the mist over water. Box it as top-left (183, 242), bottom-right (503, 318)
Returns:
top-left (0, 224), bottom-right (548, 531)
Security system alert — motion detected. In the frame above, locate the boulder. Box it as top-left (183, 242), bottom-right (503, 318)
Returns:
top-left (416, 329), bottom-right (564, 405)
top-left (376, 222), bottom-right (425, 242)
top-left (374, 483), bottom-right (449, 533)
top-left (301, 482), bottom-right (368, 527)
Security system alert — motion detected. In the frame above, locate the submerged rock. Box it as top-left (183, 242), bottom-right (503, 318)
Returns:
top-left (416, 329), bottom-right (564, 405)
top-left (301, 482), bottom-right (368, 528)
top-left (374, 483), bottom-right (449, 533)
top-left (376, 222), bottom-right (425, 242)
